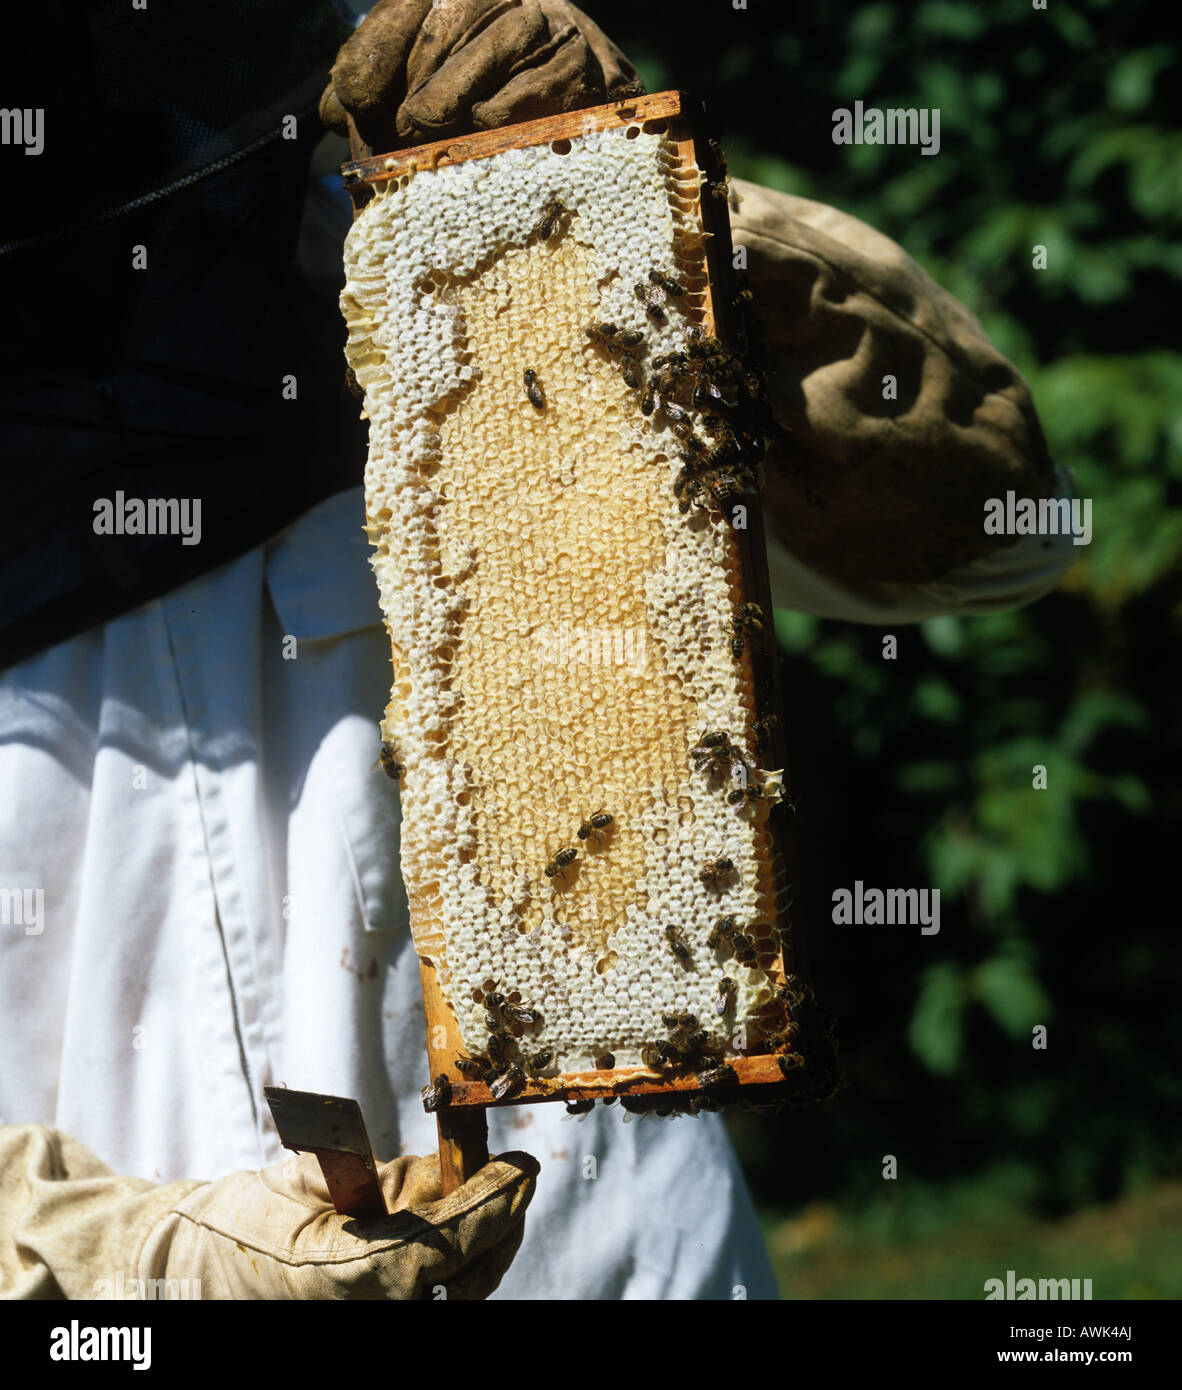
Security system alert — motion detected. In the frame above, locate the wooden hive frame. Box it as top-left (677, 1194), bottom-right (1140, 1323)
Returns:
top-left (341, 92), bottom-right (812, 1187)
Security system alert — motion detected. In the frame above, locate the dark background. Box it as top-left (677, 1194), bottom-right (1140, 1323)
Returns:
top-left (588, 0), bottom-right (1180, 1296)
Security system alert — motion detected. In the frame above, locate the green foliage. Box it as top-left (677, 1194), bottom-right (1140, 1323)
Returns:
top-left (599, 0), bottom-right (1180, 1221)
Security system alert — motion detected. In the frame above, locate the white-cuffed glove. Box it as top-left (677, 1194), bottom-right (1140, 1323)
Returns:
top-left (1, 1124), bottom-right (537, 1300)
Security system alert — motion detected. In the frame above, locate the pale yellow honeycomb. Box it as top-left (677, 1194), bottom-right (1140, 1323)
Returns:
top-left (342, 127), bottom-right (784, 1073)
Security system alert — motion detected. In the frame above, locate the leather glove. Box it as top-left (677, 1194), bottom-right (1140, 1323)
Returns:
top-left (730, 179), bottom-right (1061, 588)
top-left (319, 0), bottom-right (642, 150)
top-left (1, 1124), bottom-right (537, 1300)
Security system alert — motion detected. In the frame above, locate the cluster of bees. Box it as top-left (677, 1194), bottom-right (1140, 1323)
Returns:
top-left (702, 137), bottom-right (731, 205)
top-left (584, 320), bottom-right (646, 390)
top-left (424, 969), bottom-right (832, 1119)
top-left (692, 728), bottom-right (769, 808)
top-left (641, 1012), bottom-right (736, 1090)
top-left (622, 975), bottom-right (810, 1110)
top-left (636, 267), bottom-right (686, 325)
top-left (584, 332), bottom-right (778, 541)
top-left (422, 988), bottom-right (550, 1110)
top-left (533, 168), bottom-right (780, 532)
top-left (544, 808), bottom-right (614, 884)
top-left (730, 602), bottom-right (764, 659)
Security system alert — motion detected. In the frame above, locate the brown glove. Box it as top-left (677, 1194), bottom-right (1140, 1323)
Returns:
top-left (320, 0), bottom-right (642, 151)
top-left (731, 179), bottom-right (1060, 588)
top-left (1, 1124), bottom-right (537, 1300)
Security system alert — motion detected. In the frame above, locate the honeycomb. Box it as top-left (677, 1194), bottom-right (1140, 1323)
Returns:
top-left (342, 125), bottom-right (786, 1078)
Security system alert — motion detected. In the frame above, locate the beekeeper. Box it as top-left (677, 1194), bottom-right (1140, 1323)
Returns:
top-left (0, 0), bottom-right (1075, 1300)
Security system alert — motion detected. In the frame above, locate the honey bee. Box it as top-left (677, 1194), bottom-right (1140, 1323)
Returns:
top-left (699, 857), bottom-right (735, 890)
top-left (594, 1052), bottom-right (615, 1070)
top-left (489, 1064), bottom-right (526, 1099)
top-left (740, 425), bottom-right (771, 462)
top-left (634, 280), bottom-right (667, 323)
top-left (486, 1026), bottom-right (515, 1063)
top-left (731, 285), bottom-right (754, 311)
top-left (726, 785), bottom-right (762, 808)
top-left (620, 360), bottom-right (643, 390)
top-left (586, 321), bottom-right (620, 345)
top-left (378, 740), bottom-right (404, 781)
top-left (619, 330), bottom-right (645, 350)
top-left (453, 1055), bottom-right (487, 1077)
top-left (501, 1001), bottom-right (540, 1025)
top-left (647, 369), bottom-right (673, 401)
top-left (532, 197), bottom-right (567, 240)
top-left (692, 379), bottom-right (724, 410)
top-left (691, 729), bottom-right (735, 776)
top-left (682, 1028), bottom-right (709, 1054)
top-left (673, 464), bottom-right (698, 499)
top-left (682, 467), bottom-right (744, 516)
top-left (577, 809), bottom-right (614, 842)
top-left (640, 382), bottom-right (657, 416)
top-left (777, 1053), bottom-right (805, 1077)
top-left (737, 602), bottom-right (764, 631)
top-left (664, 926), bottom-right (692, 962)
top-left (697, 1062), bottom-right (737, 1089)
top-left (420, 1073), bottom-right (452, 1111)
top-left (663, 1011), bottom-right (698, 1031)
top-left (705, 419), bottom-right (740, 457)
top-left (707, 915), bottom-right (739, 948)
top-left (642, 1042), bottom-right (674, 1070)
top-left (685, 327), bottom-right (726, 360)
top-left (764, 1025), bottom-right (799, 1051)
top-left (707, 137), bottom-right (728, 177)
top-left (742, 368), bottom-right (766, 398)
top-left (704, 177), bottom-right (730, 202)
top-left (730, 932), bottom-right (758, 965)
top-left (752, 713), bottom-right (778, 748)
top-left (776, 976), bottom-right (804, 1006)
top-left (545, 846), bottom-right (578, 879)
top-left (483, 991), bottom-right (506, 1015)
top-left (707, 471), bottom-right (745, 506)
top-left (730, 602), bottom-right (764, 658)
top-left (612, 77), bottom-right (647, 101)
top-left (648, 268), bottom-right (685, 299)
top-left (713, 977), bottom-right (738, 1015)
top-left (695, 729), bottom-right (731, 750)
top-left (526, 1048), bottom-right (553, 1075)
top-left (565, 1097), bottom-right (595, 1115)
top-left (523, 368), bottom-right (545, 410)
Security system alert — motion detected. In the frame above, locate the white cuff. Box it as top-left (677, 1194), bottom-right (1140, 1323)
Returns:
top-left (765, 465), bottom-right (1081, 624)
